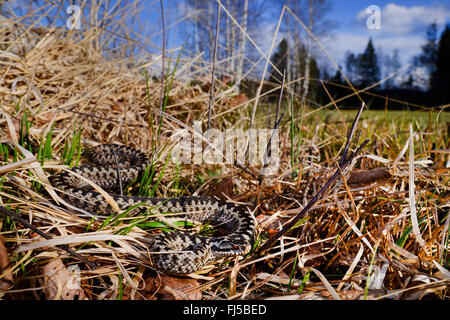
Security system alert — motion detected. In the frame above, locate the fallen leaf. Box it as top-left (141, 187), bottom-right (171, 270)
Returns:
top-left (0, 235), bottom-right (13, 291)
top-left (209, 176), bottom-right (233, 200)
top-left (157, 275), bottom-right (202, 300)
top-left (123, 277), bottom-right (158, 300)
top-left (255, 214), bottom-right (287, 233)
top-left (347, 167), bottom-right (392, 187)
top-left (228, 93), bottom-right (248, 107)
top-left (42, 258), bottom-right (86, 300)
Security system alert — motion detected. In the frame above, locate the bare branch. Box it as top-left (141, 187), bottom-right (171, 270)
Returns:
top-left (157, 0), bottom-right (166, 127)
top-left (340, 102), bottom-right (365, 166)
top-left (0, 206), bottom-right (98, 269)
top-left (207, 3), bottom-right (220, 130)
top-left (255, 138), bottom-right (370, 255)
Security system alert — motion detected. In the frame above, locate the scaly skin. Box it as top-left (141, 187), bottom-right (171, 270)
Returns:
top-left (49, 144), bottom-right (256, 274)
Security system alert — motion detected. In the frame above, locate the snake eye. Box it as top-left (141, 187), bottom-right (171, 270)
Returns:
top-left (217, 241), bottom-right (233, 251)
top-left (211, 238), bottom-right (247, 257)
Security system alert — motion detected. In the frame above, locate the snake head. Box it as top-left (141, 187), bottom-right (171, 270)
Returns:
top-left (210, 237), bottom-right (251, 258)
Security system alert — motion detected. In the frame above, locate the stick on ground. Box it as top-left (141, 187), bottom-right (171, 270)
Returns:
top-left (0, 206), bottom-right (98, 270)
top-left (255, 138), bottom-right (370, 255)
top-left (207, 3), bottom-right (220, 130)
top-left (255, 102), bottom-right (368, 255)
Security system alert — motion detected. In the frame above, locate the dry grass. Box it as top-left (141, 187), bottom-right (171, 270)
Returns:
top-left (0, 2), bottom-right (449, 300)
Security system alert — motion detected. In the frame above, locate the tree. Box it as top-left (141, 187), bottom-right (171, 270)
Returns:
top-left (184, 0), bottom-right (265, 92)
top-left (268, 38), bottom-right (288, 83)
top-left (331, 69), bottom-right (343, 84)
top-left (299, 0), bottom-right (313, 104)
top-left (402, 74), bottom-right (415, 90)
top-left (430, 24), bottom-right (450, 104)
top-left (304, 55), bottom-right (320, 101)
top-left (280, 0), bottom-right (333, 99)
top-left (184, 0), bottom-right (216, 60)
top-left (409, 22), bottom-right (439, 90)
top-left (345, 51), bottom-right (359, 84)
top-left (384, 49), bottom-right (401, 89)
top-left (357, 38), bottom-right (380, 88)
top-left (343, 39), bottom-right (380, 88)
top-left (296, 42), bottom-right (320, 101)
top-left (419, 22), bottom-right (439, 75)
top-left (234, 0), bottom-right (248, 92)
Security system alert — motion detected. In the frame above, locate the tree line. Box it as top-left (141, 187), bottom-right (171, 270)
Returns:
top-left (9, 1), bottom-right (448, 109)
top-left (267, 22), bottom-right (450, 109)
top-left (181, 0), bottom-right (449, 109)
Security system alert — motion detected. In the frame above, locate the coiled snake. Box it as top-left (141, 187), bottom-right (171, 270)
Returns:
top-left (49, 144), bottom-right (256, 274)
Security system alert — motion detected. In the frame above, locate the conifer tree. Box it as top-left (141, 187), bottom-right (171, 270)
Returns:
top-left (268, 39), bottom-right (288, 83)
top-left (357, 38), bottom-right (380, 87)
top-left (430, 24), bottom-right (450, 103)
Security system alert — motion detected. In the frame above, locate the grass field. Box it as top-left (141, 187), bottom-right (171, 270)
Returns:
top-left (0, 4), bottom-right (449, 301)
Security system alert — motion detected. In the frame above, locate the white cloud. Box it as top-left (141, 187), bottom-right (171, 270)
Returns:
top-left (375, 35), bottom-right (423, 62)
top-left (326, 33), bottom-right (367, 63)
top-left (356, 3), bottom-right (450, 36)
top-left (323, 3), bottom-right (450, 76)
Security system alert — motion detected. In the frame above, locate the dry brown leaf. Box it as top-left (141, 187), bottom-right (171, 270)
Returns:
top-left (347, 167), bottom-right (392, 187)
top-left (255, 213), bottom-right (287, 234)
top-left (41, 258), bottom-right (86, 300)
top-left (123, 277), bottom-right (158, 300)
top-left (331, 289), bottom-right (365, 300)
top-left (0, 235), bottom-right (13, 291)
top-left (228, 93), bottom-right (249, 107)
top-left (157, 275), bottom-right (202, 300)
top-left (209, 176), bottom-right (233, 200)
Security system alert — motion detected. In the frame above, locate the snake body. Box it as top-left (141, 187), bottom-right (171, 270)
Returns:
top-left (49, 144), bottom-right (256, 274)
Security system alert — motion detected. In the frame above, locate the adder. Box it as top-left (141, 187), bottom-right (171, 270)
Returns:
top-left (49, 144), bottom-right (257, 274)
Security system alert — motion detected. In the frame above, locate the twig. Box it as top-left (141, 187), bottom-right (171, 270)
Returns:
top-left (158, 0), bottom-right (166, 127)
top-left (207, 3), bottom-right (220, 130)
top-left (244, 6), bottom-right (285, 163)
top-left (259, 112), bottom-right (284, 182)
top-left (255, 138), bottom-right (370, 255)
top-left (340, 102), bottom-right (365, 166)
top-left (0, 206), bottom-right (98, 269)
top-left (274, 69), bottom-right (286, 126)
top-left (259, 69), bottom-right (286, 179)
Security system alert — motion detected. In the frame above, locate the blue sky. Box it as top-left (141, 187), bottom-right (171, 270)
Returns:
top-left (325, 0), bottom-right (450, 66)
top-left (10, 0), bottom-right (450, 79)
top-left (136, 1), bottom-right (450, 64)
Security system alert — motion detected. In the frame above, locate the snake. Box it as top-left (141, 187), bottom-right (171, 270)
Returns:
top-left (49, 144), bottom-right (256, 274)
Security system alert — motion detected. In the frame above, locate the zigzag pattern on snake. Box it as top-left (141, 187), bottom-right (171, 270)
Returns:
top-left (49, 144), bottom-right (256, 274)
